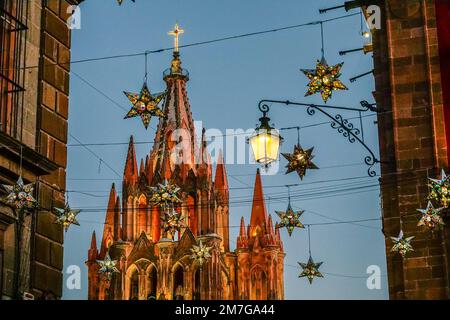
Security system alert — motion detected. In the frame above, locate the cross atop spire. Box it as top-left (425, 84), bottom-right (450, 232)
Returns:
top-left (168, 23), bottom-right (185, 53)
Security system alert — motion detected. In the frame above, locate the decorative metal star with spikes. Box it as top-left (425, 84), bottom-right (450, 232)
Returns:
top-left (149, 180), bottom-right (181, 208)
top-left (275, 203), bottom-right (305, 236)
top-left (301, 57), bottom-right (348, 103)
top-left (390, 230), bottom-right (414, 258)
top-left (417, 201), bottom-right (445, 231)
top-left (428, 169), bottom-right (450, 208)
top-left (282, 144), bottom-right (319, 180)
top-left (97, 252), bottom-right (120, 281)
top-left (190, 241), bottom-right (212, 266)
top-left (298, 256), bottom-right (324, 284)
top-left (162, 209), bottom-right (186, 237)
top-left (124, 82), bottom-right (166, 130)
top-left (54, 203), bottom-right (81, 232)
top-left (1, 176), bottom-right (37, 212)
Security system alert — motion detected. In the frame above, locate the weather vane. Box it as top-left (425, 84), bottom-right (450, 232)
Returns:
top-left (168, 23), bottom-right (185, 53)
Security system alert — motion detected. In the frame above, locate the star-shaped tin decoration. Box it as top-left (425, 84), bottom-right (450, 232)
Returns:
top-left (275, 203), bottom-right (305, 236)
top-left (301, 57), bottom-right (348, 103)
top-left (282, 144), bottom-right (318, 180)
top-left (428, 169), bottom-right (450, 208)
top-left (1, 176), bottom-right (37, 212)
top-left (149, 180), bottom-right (182, 208)
top-left (298, 256), bottom-right (324, 284)
top-left (124, 82), bottom-right (166, 130)
top-left (54, 203), bottom-right (81, 232)
top-left (390, 230), bottom-right (414, 258)
top-left (97, 252), bottom-right (120, 281)
top-left (417, 201), bottom-right (445, 231)
top-left (162, 209), bottom-right (186, 237)
top-left (190, 241), bottom-right (212, 267)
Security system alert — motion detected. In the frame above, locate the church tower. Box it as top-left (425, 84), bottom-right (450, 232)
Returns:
top-left (85, 25), bottom-right (284, 300)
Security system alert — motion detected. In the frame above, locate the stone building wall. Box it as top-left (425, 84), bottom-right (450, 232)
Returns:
top-left (373, 0), bottom-right (450, 299)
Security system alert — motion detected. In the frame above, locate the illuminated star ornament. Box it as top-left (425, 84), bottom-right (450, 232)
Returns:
top-left (301, 57), bottom-right (348, 103)
top-left (162, 209), bottom-right (186, 237)
top-left (1, 176), bottom-right (37, 212)
top-left (390, 230), bottom-right (414, 258)
top-left (275, 203), bottom-right (305, 236)
top-left (417, 201), bottom-right (445, 231)
top-left (190, 241), bottom-right (212, 266)
top-left (298, 256), bottom-right (324, 284)
top-left (282, 144), bottom-right (318, 180)
top-left (150, 180), bottom-right (181, 208)
top-left (54, 203), bottom-right (81, 232)
top-left (428, 169), bottom-right (450, 208)
top-left (124, 82), bottom-right (166, 130)
top-left (97, 252), bottom-right (120, 281)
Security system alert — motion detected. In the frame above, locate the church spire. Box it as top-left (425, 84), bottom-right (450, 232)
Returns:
top-left (214, 150), bottom-right (228, 204)
top-left (249, 169), bottom-right (269, 238)
top-left (88, 231), bottom-right (98, 261)
top-left (124, 136), bottom-right (138, 185)
top-left (149, 23), bottom-right (199, 183)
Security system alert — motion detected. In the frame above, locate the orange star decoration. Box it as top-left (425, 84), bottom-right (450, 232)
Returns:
top-left (124, 82), bottom-right (166, 129)
top-left (282, 144), bottom-right (319, 180)
top-left (301, 57), bottom-right (348, 103)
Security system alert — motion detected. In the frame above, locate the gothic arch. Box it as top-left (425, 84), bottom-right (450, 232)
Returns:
top-left (250, 265), bottom-right (268, 300)
top-left (145, 263), bottom-right (158, 300)
top-left (125, 264), bottom-right (140, 300)
top-left (172, 263), bottom-right (185, 300)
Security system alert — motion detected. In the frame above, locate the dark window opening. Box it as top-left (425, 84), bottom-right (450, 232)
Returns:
top-left (0, 0), bottom-right (28, 138)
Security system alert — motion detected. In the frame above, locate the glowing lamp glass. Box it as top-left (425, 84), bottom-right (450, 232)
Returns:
top-left (249, 127), bottom-right (282, 166)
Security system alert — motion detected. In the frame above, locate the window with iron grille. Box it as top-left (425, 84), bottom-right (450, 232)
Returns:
top-left (0, 0), bottom-right (28, 139)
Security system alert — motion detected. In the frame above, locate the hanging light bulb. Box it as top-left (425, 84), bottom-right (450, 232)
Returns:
top-left (362, 31), bottom-right (371, 38)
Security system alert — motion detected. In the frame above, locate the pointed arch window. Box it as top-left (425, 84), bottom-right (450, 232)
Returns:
top-left (173, 265), bottom-right (184, 300)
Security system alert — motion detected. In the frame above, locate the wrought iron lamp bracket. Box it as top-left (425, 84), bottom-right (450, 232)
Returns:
top-left (257, 99), bottom-right (380, 177)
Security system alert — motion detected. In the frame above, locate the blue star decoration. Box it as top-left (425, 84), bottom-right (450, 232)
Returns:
top-left (417, 201), bottom-right (445, 231)
top-left (124, 82), bottom-right (166, 130)
top-left (97, 252), bottom-right (120, 281)
top-left (390, 230), bottom-right (414, 258)
top-left (275, 203), bottom-right (305, 236)
top-left (1, 176), bottom-right (37, 213)
top-left (298, 256), bottom-right (324, 284)
top-left (54, 203), bottom-right (81, 232)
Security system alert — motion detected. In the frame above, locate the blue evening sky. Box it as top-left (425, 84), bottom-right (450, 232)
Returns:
top-left (63, 0), bottom-right (388, 300)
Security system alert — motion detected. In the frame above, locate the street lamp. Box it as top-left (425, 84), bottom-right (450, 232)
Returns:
top-left (251, 99), bottom-right (381, 177)
top-left (249, 104), bottom-right (283, 168)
